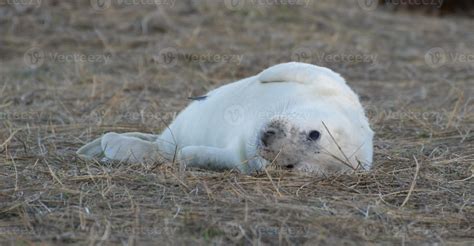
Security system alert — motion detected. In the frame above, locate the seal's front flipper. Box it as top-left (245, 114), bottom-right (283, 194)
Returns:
top-left (178, 146), bottom-right (246, 173)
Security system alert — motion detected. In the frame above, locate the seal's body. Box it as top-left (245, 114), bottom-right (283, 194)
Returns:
top-left (77, 62), bottom-right (374, 174)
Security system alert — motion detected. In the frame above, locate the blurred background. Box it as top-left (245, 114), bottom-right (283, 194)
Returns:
top-left (0, 0), bottom-right (472, 131)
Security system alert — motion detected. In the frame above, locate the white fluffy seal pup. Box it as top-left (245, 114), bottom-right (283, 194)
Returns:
top-left (77, 62), bottom-right (374, 174)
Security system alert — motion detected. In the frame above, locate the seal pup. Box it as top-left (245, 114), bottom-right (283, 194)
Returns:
top-left (77, 62), bottom-right (374, 174)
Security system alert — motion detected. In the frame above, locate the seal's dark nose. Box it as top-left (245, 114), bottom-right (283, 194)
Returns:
top-left (284, 164), bottom-right (295, 169)
top-left (261, 129), bottom-right (276, 147)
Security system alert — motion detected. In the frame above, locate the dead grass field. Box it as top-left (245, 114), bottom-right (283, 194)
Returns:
top-left (0, 0), bottom-right (473, 245)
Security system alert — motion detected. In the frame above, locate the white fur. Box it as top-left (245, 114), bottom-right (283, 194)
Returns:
top-left (77, 62), bottom-right (374, 174)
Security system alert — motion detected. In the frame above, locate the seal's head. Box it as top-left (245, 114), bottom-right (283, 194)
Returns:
top-left (257, 111), bottom-right (373, 174)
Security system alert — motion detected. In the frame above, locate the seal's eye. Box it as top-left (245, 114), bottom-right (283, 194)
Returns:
top-left (308, 130), bottom-right (321, 141)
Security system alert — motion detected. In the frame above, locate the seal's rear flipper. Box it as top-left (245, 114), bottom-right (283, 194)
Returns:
top-left (76, 136), bottom-right (104, 160)
top-left (76, 132), bottom-right (161, 163)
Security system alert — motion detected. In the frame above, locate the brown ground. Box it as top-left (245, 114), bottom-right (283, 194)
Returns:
top-left (0, 0), bottom-right (473, 245)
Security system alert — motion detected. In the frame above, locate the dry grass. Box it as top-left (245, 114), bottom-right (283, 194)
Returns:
top-left (0, 0), bottom-right (473, 245)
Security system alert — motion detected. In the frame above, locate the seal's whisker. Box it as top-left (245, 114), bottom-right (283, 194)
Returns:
top-left (321, 121), bottom-right (355, 170)
top-left (348, 135), bottom-right (373, 159)
top-left (319, 147), bottom-right (356, 171)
